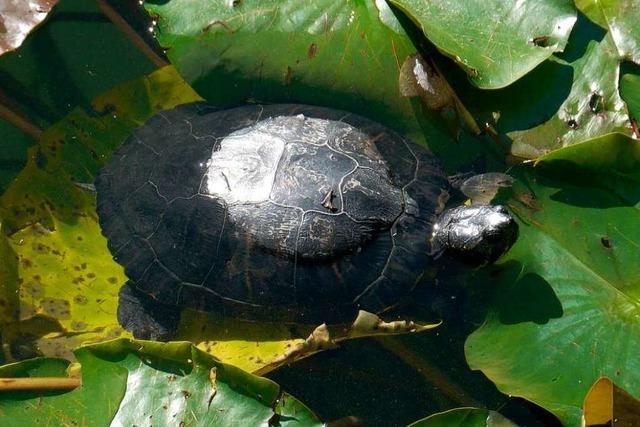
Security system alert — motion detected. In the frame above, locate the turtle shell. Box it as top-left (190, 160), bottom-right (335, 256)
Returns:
top-left (95, 104), bottom-right (449, 323)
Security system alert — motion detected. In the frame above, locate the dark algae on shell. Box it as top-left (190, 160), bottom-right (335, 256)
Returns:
top-left (95, 103), bottom-right (517, 339)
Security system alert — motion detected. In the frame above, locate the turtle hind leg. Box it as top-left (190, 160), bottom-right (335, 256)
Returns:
top-left (117, 281), bottom-right (181, 341)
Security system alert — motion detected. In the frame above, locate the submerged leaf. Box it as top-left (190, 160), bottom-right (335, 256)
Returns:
top-left (0, 339), bottom-right (321, 426)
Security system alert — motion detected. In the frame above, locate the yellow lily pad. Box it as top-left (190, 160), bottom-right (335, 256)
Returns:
top-left (0, 66), bottom-right (438, 373)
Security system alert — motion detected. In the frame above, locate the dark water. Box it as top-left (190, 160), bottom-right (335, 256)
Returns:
top-left (0, 1), bottom-right (562, 425)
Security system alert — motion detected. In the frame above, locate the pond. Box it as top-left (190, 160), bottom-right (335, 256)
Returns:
top-left (1, 0), bottom-right (639, 426)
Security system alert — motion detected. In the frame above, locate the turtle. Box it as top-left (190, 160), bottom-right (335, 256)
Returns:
top-left (95, 103), bottom-right (518, 340)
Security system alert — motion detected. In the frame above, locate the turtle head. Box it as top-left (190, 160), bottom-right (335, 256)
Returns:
top-left (431, 204), bottom-right (518, 266)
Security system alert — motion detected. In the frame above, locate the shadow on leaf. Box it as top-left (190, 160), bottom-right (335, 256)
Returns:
top-left (497, 271), bottom-right (563, 325)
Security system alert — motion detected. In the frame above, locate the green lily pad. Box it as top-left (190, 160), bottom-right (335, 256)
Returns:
top-left (409, 407), bottom-right (516, 427)
top-left (387, 0), bottom-right (576, 89)
top-left (507, 0), bottom-right (640, 159)
top-left (465, 133), bottom-right (640, 426)
top-left (0, 338), bottom-right (321, 426)
top-left (620, 73), bottom-right (640, 123)
top-left (575, 0), bottom-right (640, 63)
top-left (143, 0), bottom-right (438, 144)
top-left (508, 33), bottom-right (633, 158)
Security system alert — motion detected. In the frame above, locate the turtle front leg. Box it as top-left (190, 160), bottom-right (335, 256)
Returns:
top-left (117, 281), bottom-right (182, 340)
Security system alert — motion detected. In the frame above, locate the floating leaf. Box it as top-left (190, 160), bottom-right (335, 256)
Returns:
top-left (620, 73), bottom-right (640, 128)
top-left (505, 0), bottom-right (640, 158)
top-left (142, 0), bottom-right (439, 145)
top-left (261, 311), bottom-right (439, 374)
top-left (465, 133), bottom-right (640, 426)
top-left (0, 65), bottom-right (438, 372)
top-left (575, 0), bottom-right (640, 63)
top-left (0, 221), bottom-right (18, 328)
top-left (0, 65), bottom-right (203, 361)
top-left (409, 407), bottom-right (516, 427)
top-left (0, 339), bottom-right (321, 426)
top-left (509, 33), bottom-right (632, 157)
top-left (388, 0), bottom-right (576, 89)
top-left (0, 0), bottom-right (58, 56)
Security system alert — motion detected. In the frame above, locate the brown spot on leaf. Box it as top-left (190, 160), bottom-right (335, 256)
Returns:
top-left (601, 236), bottom-right (612, 249)
top-left (108, 277), bottom-right (118, 284)
top-left (71, 320), bottom-right (87, 330)
top-left (40, 298), bottom-right (71, 319)
top-left (283, 66), bottom-right (294, 85)
top-left (531, 35), bottom-right (551, 47)
top-left (567, 119), bottom-right (579, 129)
top-left (307, 43), bottom-right (317, 59)
top-left (106, 327), bottom-right (123, 339)
top-left (24, 281), bottom-right (44, 298)
top-left (73, 295), bottom-right (88, 305)
top-left (202, 20), bottom-right (235, 33)
top-left (589, 92), bottom-right (603, 113)
top-left (631, 118), bottom-right (640, 138)
top-left (34, 243), bottom-right (50, 254)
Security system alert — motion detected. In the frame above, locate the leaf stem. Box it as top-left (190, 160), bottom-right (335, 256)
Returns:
top-left (0, 377), bottom-right (80, 392)
top-left (375, 336), bottom-right (481, 407)
top-left (0, 101), bottom-right (43, 141)
top-left (96, 0), bottom-right (168, 68)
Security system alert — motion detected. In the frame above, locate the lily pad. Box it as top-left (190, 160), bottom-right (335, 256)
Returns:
top-left (0, 338), bottom-right (321, 426)
top-left (575, 0), bottom-right (640, 63)
top-left (0, 65), bottom-right (200, 360)
top-left (0, 221), bottom-right (18, 328)
top-left (409, 407), bottom-right (516, 427)
top-left (465, 133), bottom-right (640, 426)
top-left (0, 65), bottom-right (438, 373)
top-left (387, 0), bottom-right (576, 89)
top-left (143, 0), bottom-right (441, 145)
top-left (507, 6), bottom-right (638, 158)
top-left (620, 73), bottom-right (640, 125)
